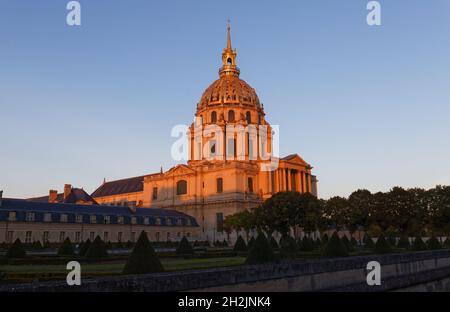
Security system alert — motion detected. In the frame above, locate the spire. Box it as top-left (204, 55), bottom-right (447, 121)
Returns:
top-left (219, 19), bottom-right (240, 78)
top-left (226, 19), bottom-right (232, 51)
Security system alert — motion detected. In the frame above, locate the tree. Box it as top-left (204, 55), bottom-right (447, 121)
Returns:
top-left (247, 237), bottom-right (255, 250)
top-left (347, 189), bottom-right (373, 234)
top-left (85, 236), bottom-right (109, 259)
top-left (363, 233), bottom-right (375, 250)
top-left (323, 197), bottom-right (350, 231)
top-left (397, 235), bottom-right (410, 249)
top-left (374, 234), bottom-right (392, 254)
top-left (269, 236), bottom-right (279, 250)
top-left (412, 236), bottom-right (427, 251)
top-left (245, 233), bottom-right (275, 265)
top-left (176, 236), bottom-right (194, 255)
top-left (6, 239), bottom-right (26, 259)
top-left (233, 235), bottom-right (247, 252)
top-left (427, 236), bottom-right (442, 250)
top-left (300, 236), bottom-right (314, 252)
top-left (324, 232), bottom-right (348, 258)
top-left (58, 237), bottom-right (74, 256)
top-left (279, 234), bottom-right (298, 258)
top-left (123, 231), bottom-right (164, 274)
top-left (78, 239), bottom-right (91, 256)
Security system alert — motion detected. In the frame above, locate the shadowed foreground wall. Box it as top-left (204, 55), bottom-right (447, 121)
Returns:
top-left (2, 250), bottom-right (450, 292)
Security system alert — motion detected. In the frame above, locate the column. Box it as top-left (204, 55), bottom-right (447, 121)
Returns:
top-left (287, 169), bottom-right (291, 191)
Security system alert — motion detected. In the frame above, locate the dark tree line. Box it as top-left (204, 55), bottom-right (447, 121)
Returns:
top-left (224, 186), bottom-right (450, 238)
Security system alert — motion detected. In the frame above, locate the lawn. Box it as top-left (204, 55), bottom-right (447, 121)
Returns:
top-left (0, 257), bottom-right (246, 283)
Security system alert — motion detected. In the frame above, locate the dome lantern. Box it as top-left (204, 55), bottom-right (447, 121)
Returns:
top-left (219, 20), bottom-right (240, 78)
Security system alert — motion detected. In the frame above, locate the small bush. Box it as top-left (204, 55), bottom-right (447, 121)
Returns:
top-left (321, 234), bottom-right (329, 245)
top-left (57, 237), bottom-right (75, 256)
top-left (222, 239), bottom-right (229, 247)
top-left (245, 233), bottom-right (275, 265)
top-left (247, 237), bottom-right (255, 250)
top-left (443, 237), bottom-right (450, 248)
top-left (427, 236), bottom-right (442, 250)
top-left (323, 232), bottom-right (348, 258)
top-left (341, 235), bottom-right (353, 252)
top-left (363, 233), bottom-right (375, 250)
top-left (279, 235), bottom-right (298, 258)
top-left (233, 235), bottom-right (247, 252)
top-left (269, 236), bottom-right (279, 250)
top-left (32, 241), bottom-right (44, 250)
top-left (125, 240), bottom-right (134, 248)
top-left (123, 231), bottom-right (164, 274)
top-left (397, 235), bottom-right (410, 249)
top-left (300, 236), bottom-right (314, 252)
top-left (374, 234), bottom-right (392, 254)
top-left (78, 239), bottom-right (91, 256)
top-left (176, 236), bottom-right (194, 255)
top-left (85, 236), bottom-right (109, 259)
top-left (412, 236), bottom-right (427, 251)
top-left (6, 239), bottom-right (27, 259)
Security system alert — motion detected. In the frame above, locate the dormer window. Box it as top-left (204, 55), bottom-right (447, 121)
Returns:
top-left (8, 211), bottom-right (16, 222)
top-left (26, 212), bottom-right (35, 222)
top-left (60, 214), bottom-right (68, 223)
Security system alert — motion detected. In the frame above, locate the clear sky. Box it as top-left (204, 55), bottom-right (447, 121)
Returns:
top-left (1, 0), bottom-right (449, 199)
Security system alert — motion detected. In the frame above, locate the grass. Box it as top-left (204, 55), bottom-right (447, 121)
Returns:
top-left (0, 257), bottom-right (246, 283)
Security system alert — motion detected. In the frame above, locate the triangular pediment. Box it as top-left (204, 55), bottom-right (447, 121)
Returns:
top-left (281, 154), bottom-right (310, 166)
top-left (164, 164), bottom-right (197, 177)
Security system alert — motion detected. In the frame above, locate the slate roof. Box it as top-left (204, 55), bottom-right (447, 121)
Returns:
top-left (28, 188), bottom-right (98, 205)
top-left (0, 198), bottom-right (199, 227)
top-left (91, 175), bottom-right (147, 198)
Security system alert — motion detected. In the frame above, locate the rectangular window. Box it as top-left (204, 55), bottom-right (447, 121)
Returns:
top-left (118, 232), bottom-right (123, 242)
top-left (90, 215), bottom-right (97, 224)
top-left (167, 232), bottom-right (171, 240)
top-left (118, 216), bottom-right (124, 224)
top-left (104, 216), bottom-right (110, 224)
top-left (44, 213), bottom-right (52, 222)
top-left (216, 212), bottom-right (224, 233)
top-left (186, 218), bottom-right (191, 226)
top-left (144, 217), bottom-right (149, 225)
top-left (8, 211), bottom-right (16, 222)
top-left (104, 232), bottom-right (109, 242)
top-left (177, 218), bottom-right (182, 226)
top-left (76, 214), bottom-right (83, 223)
top-left (131, 217), bottom-right (137, 225)
top-left (60, 214), bottom-right (68, 223)
top-left (6, 231), bottom-right (14, 243)
top-left (131, 232), bottom-right (136, 243)
top-left (186, 232), bottom-right (191, 238)
top-left (25, 231), bottom-right (32, 243)
top-left (75, 232), bottom-right (81, 243)
top-left (26, 212), bottom-right (35, 222)
top-left (155, 232), bottom-right (160, 242)
top-left (217, 177), bottom-right (223, 193)
top-left (227, 138), bottom-right (236, 159)
top-left (152, 187), bottom-right (158, 200)
top-left (43, 231), bottom-right (49, 243)
top-left (248, 177), bottom-right (254, 193)
top-left (156, 218), bottom-right (161, 226)
top-left (166, 218), bottom-right (172, 226)
top-left (59, 232), bottom-right (65, 243)
top-left (90, 232), bottom-right (95, 241)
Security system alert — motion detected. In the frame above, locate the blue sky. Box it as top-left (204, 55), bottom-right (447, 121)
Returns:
top-left (0, 0), bottom-right (449, 199)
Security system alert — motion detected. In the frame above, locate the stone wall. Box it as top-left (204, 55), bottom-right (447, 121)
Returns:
top-left (2, 250), bottom-right (450, 292)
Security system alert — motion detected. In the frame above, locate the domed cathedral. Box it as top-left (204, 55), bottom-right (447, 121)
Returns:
top-left (92, 23), bottom-right (318, 242)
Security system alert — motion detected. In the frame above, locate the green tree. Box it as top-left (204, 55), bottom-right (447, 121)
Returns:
top-left (57, 237), bottom-right (74, 256)
top-left (374, 234), bottom-right (392, 254)
top-left (78, 239), bottom-right (91, 256)
top-left (412, 236), bottom-right (427, 251)
top-left (245, 233), bottom-right (275, 265)
top-left (176, 236), bottom-right (194, 255)
top-left (123, 231), bottom-right (164, 274)
top-left (85, 236), bottom-right (108, 259)
top-left (6, 239), bottom-right (26, 259)
top-left (279, 234), bottom-right (298, 258)
top-left (324, 232), bottom-right (348, 258)
top-left (233, 235), bottom-right (247, 252)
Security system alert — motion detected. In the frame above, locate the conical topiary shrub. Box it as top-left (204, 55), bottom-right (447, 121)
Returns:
top-left (247, 237), bottom-right (255, 250)
top-left (412, 236), bottom-right (427, 251)
top-left (324, 232), bottom-right (348, 258)
top-left (78, 239), bottom-right (91, 256)
top-left (269, 236), bottom-right (279, 250)
top-left (58, 237), bottom-right (75, 256)
top-left (245, 233), bottom-right (275, 265)
top-left (233, 235), bottom-right (247, 252)
top-left (300, 236), bottom-right (314, 252)
top-left (374, 234), bottom-right (392, 254)
top-left (296, 238), bottom-right (303, 251)
top-left (32, 241), bottom-right (43, 250)
top-left (427, 236), bottom-right (442, 250)
top-left (363, 233), bottom-right (375, 250)
top-left (85, 236), bottom-right (109, 259)
top-left (341, 235), bottom-right (353, 252)
top-left (222, 239), bottom-right (229, 247)
top-left (322, 234), bottom-right (329, 245)
top-left (314, 237), bottom-right (322, 249)
top-left (350, 237), bottom-right (358, 248)
top-left (123, 231), bottom-right (164, 274)
top-left (6, 239), bottom-right (27, 259)
top-left (176, 236), bottom-right (194, 255)
top-left (397, 235), bottom-right (410, 249)
top-left (443, 237), bottom-right (450, 248)
top-left (279, 234), bottom-right (298, 258)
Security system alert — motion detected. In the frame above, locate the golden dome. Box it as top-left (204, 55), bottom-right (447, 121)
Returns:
top-left (196, 21), bottom-right (263, 113)
top-left (198, 75), bottom-right (261, 110)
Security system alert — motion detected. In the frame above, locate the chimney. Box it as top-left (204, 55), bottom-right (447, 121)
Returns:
top-left (0, 190), bottom-right (3, 207)
top-left (48, 190), bottom-right (58, 203)
top-left (64, 184), bottom-right (72, 200)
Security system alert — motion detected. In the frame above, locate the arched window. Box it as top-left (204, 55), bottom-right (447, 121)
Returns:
top-left (211, 111), bottom-right (217, 123)
top-left (176, 180), bottom-right (187, 195)
top-left (228, 110), bottom-right (235, 122)
top-left (227, 58), bottom-right (232, 65)
top-left (246, 111), bottom-right (251, 124)
top-left (216, 177), bottom-right (223, 193)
